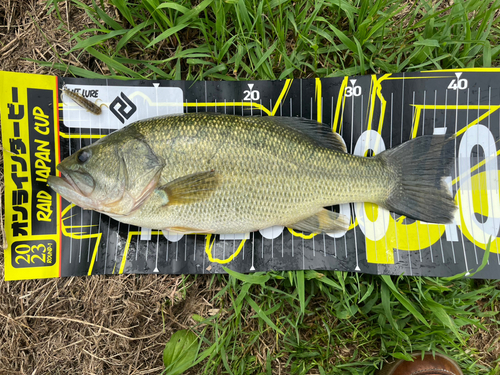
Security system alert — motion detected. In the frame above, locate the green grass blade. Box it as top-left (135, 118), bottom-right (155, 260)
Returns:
top-left (85, 46), bottom-right (145, 78)
top-left (425, 300), bottom-right (464, 343)
top-left (468, 236), bottom-right (492, 277)
top-left (115, 20), bottom-right (154, 52)
top-left (146, 23), bottom-right (188, 49)
top-left (483, 42), bottom-right (492, 67)
top-left (93, 0), bottom-right (123, 30)
top-left (110, 0), bottom-right (137, 26)
top-left (177, 0), bottom-right (214, 25)
top-left (201, 64), bottom-right (228, 79)
top-left (244, 295), bottom-right (284, 335)
top-left (223, 267), bottom-right (270, 285)
top-left (414, 39), bottom-right (440, 47)
top-left (380, 275), bottom-right (430, 328)
top-left (253, 42), bottom-right (277, 75)
top-left (296, 270), bottom-right (305, 315)
top-left (69, 29), bottom-right (129, 53)
top-left (156, 2), bottom-right (190, 13)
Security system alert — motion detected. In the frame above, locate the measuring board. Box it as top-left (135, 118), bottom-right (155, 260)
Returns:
top-left (1, 70), bottom-right (500, 280)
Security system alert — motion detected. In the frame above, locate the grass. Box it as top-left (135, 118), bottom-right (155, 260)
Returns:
top-left (23, 0), bottom-right (500, 373)
top-left (42, 0), bottom-right (500, 80)
top-left (178, 271), bottom-right (500, 374)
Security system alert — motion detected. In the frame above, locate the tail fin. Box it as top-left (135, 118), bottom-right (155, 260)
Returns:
top-left (377, 135), bottom-right (457, 224)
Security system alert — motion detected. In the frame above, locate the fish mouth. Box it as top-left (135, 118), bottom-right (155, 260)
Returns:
top-left (58, 164), bottom-right (95, 196)
top-left (57, 167), bottom-right (84, 196)
top-left (48, 166), bottom-right (97, 210)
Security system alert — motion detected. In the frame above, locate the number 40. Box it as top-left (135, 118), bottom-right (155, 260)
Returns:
top-left (448, 73), bottom-right (468, 90)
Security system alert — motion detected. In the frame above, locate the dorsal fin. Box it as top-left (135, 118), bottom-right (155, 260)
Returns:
top-left (178, 113), bottom-right (347, 152)
top-left (264, 116), bottom-right (347, 153)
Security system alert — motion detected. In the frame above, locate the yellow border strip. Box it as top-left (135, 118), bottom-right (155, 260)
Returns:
top-left (333, 77), bottom-right (349, 133)
top-left (412, 108), bottom-right (422, 139)
top-left (60, 204), bottom-right (102, 276)
top-left (184, 101), bottom-right (273, 116)
top-left (204, 234), bottom-right (246, 264)
top-left (271, 79), bottom-right (293, 116)
top-left (315, 78), bottom-right (322, 123)
top-left (384, 76), bottom-right (451, 80)
top-left (367, 74), bottom-right (391, 134)
top-left (410, 104), bottom-right (500, 139)
top-left (424, 68), bottom-right (500, 73)
top-left (117, 230), bottom-right (141, 274)
top-left (287, 228), bottom-right (317, 239)
top-left (60, 133), bottom-right (104, 139)
top-left (87, 232), bottom-right (103, 275)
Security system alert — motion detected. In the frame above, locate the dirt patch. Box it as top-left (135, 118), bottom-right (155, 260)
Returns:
top-left (0, 0), bottom-right (111, 75)
top-left (0, 2), bottom-right (201, 373)
top-left (469, 297), bottom-right (500, 368)
top-left (0, 270), bottom-right (215, 374)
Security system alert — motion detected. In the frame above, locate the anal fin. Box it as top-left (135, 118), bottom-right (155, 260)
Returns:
top-left (288, 209), bottom-right (349, 234)
top-left (165, 226), bottom-right (214, 235)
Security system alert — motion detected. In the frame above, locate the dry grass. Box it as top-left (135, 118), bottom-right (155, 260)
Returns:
top-left (0, 0), bottom-right (107, 75)
top-left (0, 1), bottom-right (203, 373)
top-left (1, 273), bottom-right (173, 374)
top-left (0, 270), bottom-right (226, 374)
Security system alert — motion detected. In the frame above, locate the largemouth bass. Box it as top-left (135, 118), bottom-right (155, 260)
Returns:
top-left (48, 113), bottom-right (457, 234)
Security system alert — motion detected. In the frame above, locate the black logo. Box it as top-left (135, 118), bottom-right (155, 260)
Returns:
top-left (110, 92), bottom-right (137, 123)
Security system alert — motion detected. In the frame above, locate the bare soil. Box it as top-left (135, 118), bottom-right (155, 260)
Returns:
top-left (0, 1), bottom-right (199, 373)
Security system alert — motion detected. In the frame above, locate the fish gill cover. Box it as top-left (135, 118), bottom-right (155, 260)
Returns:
top-left (1, 69), bottom-right (499, 281)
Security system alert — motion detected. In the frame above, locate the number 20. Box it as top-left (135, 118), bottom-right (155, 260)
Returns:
top-left (15, 244), bottom-right (47, 265)
top-left (243, 90), bottom-right (260, 101)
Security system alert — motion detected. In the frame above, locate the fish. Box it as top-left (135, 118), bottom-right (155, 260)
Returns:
top-left (61, 86), bottom-right (107, 115)
top-left (47, 113), bottom-right (457, 234)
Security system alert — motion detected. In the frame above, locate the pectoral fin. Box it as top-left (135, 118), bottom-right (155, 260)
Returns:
top-left (288, 209), bottom-right (349, 233)
top-left (158, 170), bottom-right (220, 206)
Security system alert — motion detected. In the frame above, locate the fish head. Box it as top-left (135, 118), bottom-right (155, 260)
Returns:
top-left (48, 136), bottom-right (164, 216)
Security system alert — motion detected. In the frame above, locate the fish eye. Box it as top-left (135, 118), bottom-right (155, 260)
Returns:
top-left (77, 150), bottom-right (90, 163)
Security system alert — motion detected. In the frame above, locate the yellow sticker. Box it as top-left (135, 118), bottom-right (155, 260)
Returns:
top-left (1, 71), bottom-right (61, 280)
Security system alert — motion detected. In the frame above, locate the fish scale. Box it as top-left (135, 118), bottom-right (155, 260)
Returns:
top-left (48, 113), bottom-right (457, 234)
top-left (107, 114), bottom-right (389, 232)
